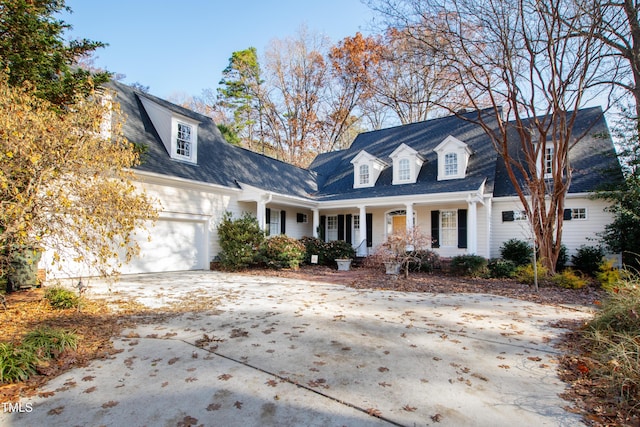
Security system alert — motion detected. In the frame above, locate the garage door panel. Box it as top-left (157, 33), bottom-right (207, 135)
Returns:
top-left (121, 219), bottom-right (206, 274)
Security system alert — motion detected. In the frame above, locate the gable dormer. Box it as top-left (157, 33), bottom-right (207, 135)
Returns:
top-left (350, 150), bottom-right (387, 188)
top-left (139, 96), bottom-right (199, 164)
top-left (389, 143), bottom-right (425, 185)
top-left (433, 135), bottom-right (472, 180)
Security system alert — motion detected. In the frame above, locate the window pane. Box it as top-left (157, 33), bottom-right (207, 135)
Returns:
top-left (544, 147), bottom-right (554, 175)
top-left (441, 210), bottom-right (457, 246)
top-left (398, 158), bottom-right (410, 181)
top-left (177, 123), bottom-right (192, 157)
top-left (445, 153), bottom-right (457, 176)
top-left (571, 208), bottom-right (586, 219)
top-left (269, 209), bottom-right (280, 235)
top-left (359, 164), bottom-right (369, 185)
top-left (327, 215), bottom-right (338, 241)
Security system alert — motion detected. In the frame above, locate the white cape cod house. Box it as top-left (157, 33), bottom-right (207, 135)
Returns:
top-left (45, 82), bottom-right (622, 277)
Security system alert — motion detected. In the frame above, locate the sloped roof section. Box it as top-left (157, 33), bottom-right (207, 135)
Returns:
top-left (309, 109), bottom-right (501, 201)
top-left (108, 81), bottom-right (318, 198)
top-left (493, 107), bottom-right (624, 197)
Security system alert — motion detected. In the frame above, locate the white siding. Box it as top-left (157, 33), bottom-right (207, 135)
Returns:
top-left (490, 196), bottom-right (615, 259)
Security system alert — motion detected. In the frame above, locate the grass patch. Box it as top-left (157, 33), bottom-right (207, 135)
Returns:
top-left (0, 342), bottom-right (38, 384)
top-left (562, 273), bottom-right (640, 424)
top-left (0, 327), bottom-right (78, 384)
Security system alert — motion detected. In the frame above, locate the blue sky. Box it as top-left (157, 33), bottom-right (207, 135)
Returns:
top-left (62, 1), bottom-right (375, 100)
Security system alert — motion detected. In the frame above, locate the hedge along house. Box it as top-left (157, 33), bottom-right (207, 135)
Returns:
top-left (44, 82), bottom-right (622, 278)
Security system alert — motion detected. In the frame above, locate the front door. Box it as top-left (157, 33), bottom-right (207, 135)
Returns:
top-left (392, 215), bottom-right (406, 235)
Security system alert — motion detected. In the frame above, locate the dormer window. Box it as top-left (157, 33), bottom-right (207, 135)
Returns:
top-left (359, 164), bottom-right (370, 185)
top-left (544, 146), bottom-right (554, 178)
top-left (434, 136), bottom-right (472, 180)
top-left (398, 158), bottom-right (410, 181)
top-left (444, 153), bottom-right (458, 176)
top-left (139, 95), bottom-right (199, 164)
top-left (350, 150), bottom-right (387, 188)
top-left (390, 143), bottom-right (424, 185)
top-left (176, 122), bottom-right (193, 158)
top-left (171, 118), bottom-right (198, 163)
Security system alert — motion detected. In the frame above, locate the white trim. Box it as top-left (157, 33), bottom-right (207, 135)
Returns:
top-left (133, 169), bottom-right (240, 194)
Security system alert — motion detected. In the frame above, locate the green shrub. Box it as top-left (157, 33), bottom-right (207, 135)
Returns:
top-left (298, 237), bottom-right (355, 266)
top-left (450, 255), bottom-right (488, 277)
top-left (409, 250), bottom-right (440, 273)
top-left (596, 260), bottom-right (622, 292)
top-left (571, 245), bottom-right (604, 277)
top-left (500, 238), bottom-right (532, 267)
top-left (0, 342), bottom-right (38, 383)
top-left (323, 240), bottom-right (355, 263)
top-left (217, 212), bottom-right (265, 270)
top-left (23, 327), bottom-right (78, 358)
top-left (555, 244), bottom-right (569, 272)
top-left (44, 286), bottom-right (79, 309)
top-left (515, 261), bottom-right (549, 286)
top-left (299, 236), bottom-right (327, 265)
top-left (488, 258), bottom-right (517, 278)
top-left (260, 235), bottom-right (306, 269)
top-left (551, 269), bottom-right (587, 289)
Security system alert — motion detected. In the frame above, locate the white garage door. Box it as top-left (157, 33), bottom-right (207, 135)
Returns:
top-left (121, 219), bottom-right (207, 274)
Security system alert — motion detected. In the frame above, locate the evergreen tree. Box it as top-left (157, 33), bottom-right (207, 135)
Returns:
top-left (0, 0), bottom-right (110, 106)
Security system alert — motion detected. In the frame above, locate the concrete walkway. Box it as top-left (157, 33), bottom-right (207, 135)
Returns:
top-left (1, 271), bottom-right (592, 426)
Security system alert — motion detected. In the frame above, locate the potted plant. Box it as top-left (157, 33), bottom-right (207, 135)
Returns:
top-left (335, 258), bottom-right (352, 271)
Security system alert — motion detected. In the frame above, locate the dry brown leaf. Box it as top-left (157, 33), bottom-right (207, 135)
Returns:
top-left (101, 400), bottom-right (118, 409)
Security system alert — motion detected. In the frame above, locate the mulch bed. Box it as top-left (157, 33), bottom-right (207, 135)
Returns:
top-left (241, 264), bottom-right (605, 307)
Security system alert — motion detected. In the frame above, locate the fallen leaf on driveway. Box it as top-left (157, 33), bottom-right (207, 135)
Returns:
top-left (48, 406), bottom-right (64, 415)
top-left (403, 405), bottom-right (417, 412)
top-left (218, 373), bottom-right (232, 381)
top-left (234, 401), bottom-right (243, 409)
top-left (101, 400), bottom-right (119, 409)
top-left (366, 408), bottom-right (382, 417)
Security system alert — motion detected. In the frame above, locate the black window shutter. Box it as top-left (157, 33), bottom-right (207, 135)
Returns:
top-left (366, 213), bottom-right (373, 247)
top-left (265, 208), bottom-right (271, 235)
top-left (337, 214), bottom-right (345, 241)
top-left (502, 211), bottom-right (514, 222)
top-left (563, 208), bottom-right (572, 221)
top-left (431, 210), bottom-right (440, 248)
top-left (296, 213), bottom-right (304, 223)
top-left (346, 215), bottom-right (352, 244)
top-left (458, 209), bottom-right (468, 249)
top-left (280, 210), bottom-right (286, 234)
top-left (320, 215), bottom-right (326, 241)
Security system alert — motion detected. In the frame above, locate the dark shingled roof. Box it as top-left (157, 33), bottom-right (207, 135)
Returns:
top-left (308, 109), bottom-right (501, 201)
top-left (492, 106), bottom-right (624, 197)
top-left (110, 82), bottom-right (620, 202)
top-left (110, 81), bottom-right (318, 198)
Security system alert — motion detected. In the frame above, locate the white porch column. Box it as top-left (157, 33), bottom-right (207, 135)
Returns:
top-left (358, 205), bottom-right (367, 256)
top-left (468, 199), bottom-right (478, 254)
top-left (312, 208), bottom-right (319, 238)
top-left (256, 199), bottom-right (266, 231)
top-left (405, 202), bottom-right (414, 232)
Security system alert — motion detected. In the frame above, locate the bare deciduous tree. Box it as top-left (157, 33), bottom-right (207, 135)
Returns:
top-left (369, 0), bottom-right (607, 273)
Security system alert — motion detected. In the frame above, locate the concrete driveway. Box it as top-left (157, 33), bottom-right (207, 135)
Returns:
top-left (1, 271), bottom-right (592, 426)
